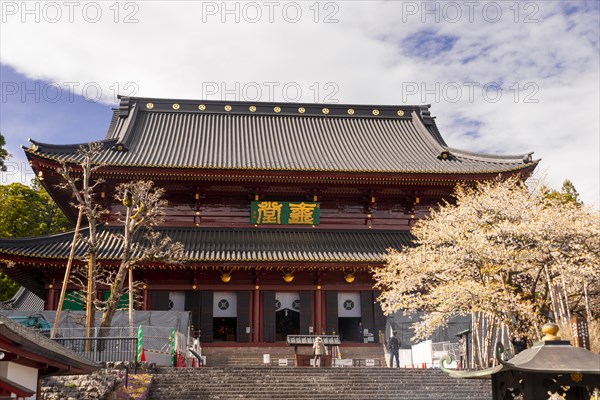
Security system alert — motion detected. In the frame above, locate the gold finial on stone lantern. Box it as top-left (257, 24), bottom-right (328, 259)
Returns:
top-left (541, 322), bottom-right (561, 341)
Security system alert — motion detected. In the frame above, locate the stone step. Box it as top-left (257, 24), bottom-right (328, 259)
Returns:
top-left (148, 367), bottom-right (492, 400)
top-left (198, 345), bottom-right (386, 367)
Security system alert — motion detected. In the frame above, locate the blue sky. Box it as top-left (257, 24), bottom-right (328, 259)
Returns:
top-left (1, 1), bottom-right (598, 204)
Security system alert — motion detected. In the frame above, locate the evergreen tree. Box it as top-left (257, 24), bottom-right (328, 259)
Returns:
top-left (0, 181), bottom-right (72, 301)
top-left (0, 133), bottom-right (9, 172)
top-left (542, 179), bottom-right (583, 206)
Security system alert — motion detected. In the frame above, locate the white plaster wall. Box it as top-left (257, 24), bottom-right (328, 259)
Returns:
top-left (0, 361), bottom-right (38, 399)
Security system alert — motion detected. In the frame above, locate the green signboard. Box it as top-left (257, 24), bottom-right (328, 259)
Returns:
top-left (102, 291), bottom-right (129, 310)
top-left (62, 290), bottom-right (84, 311)
top-left (250, 201), bottom-right (320, 225)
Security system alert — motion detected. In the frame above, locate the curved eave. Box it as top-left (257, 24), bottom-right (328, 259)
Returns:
top-left (497, 344), bottom-right (600, 375)
top-left (0, 317), bottom-right (100, 374)
top-left (25, 138), bottom-right (117, 154)
top-left (25, 148), bottom-right (539, 177)
top-left (0, 249), bottom-right (385, 264)
top-left (504, 365), bottom-right (600, 374)
top-left (0, 227), bottom-right (412, 265)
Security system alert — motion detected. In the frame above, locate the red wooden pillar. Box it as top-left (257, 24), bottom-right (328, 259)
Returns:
top-left (253, 286), bottom-right (261, 342)
top-left (315, 287), bottom-right (322, 335)
top-left (249, 289), bottom-right (254, 342)
top-left (142, 283), bottom-right (149, 310)
top-left (46, 282), bottom-right (56, 310)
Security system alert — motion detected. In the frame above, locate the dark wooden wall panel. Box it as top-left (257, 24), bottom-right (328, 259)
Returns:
top-left (200, 291), bottom-right (213, 342)
top-left (299, 291), bottom-right (313, 335)
top-left (237, 290), bottom-right (250, 342)
top-left (373, 290), bottom-right (386, 343)
top-left (185, 291), bottom-right (201, 336)
top-left (262, 291), bottom-right (276, 342)
top-left (325, 291), bottom-right (338, 335)
top-left (151, 291), bottom-right (170, 311)
top-left (361, 291), bottom-right (375, 340)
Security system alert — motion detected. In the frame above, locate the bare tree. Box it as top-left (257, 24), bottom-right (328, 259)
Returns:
top-left (56, 142), bottom-right (105, 338)
top-left (100, 180), bottom-right (184, 333)
top-left (68, 266), bottom-right (145, 314)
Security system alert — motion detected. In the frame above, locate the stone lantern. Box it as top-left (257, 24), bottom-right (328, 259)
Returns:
top-left (441, 323), bottom-right (600, 400)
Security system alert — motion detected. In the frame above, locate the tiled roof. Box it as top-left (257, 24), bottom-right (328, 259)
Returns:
top-left (0, 314), bottom-right (99, 374)
top-left (0, 375), bottom-right (35, 397)
top-left (25, 97), bottom-right (537, 175)
top-left (0, 227), bottom-right (413, 263)
top-left (0, 287), bottom-right (45, 311)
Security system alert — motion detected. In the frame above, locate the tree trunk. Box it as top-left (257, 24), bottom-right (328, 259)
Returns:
top-left (583, 283), bottom-right (592, 321)
top-left (99, 200), bottom-right (132, 336)
top-left (560, 273), bottom-right (571, 320)
top-left (99, 259), bottom-right (130, 334)
top-left (85, 229), bottom-right (98, 336)
top-left (544, 264), bottom-right (561, 322)
top-left (472, 312), bottom-right (482, 368)
top-left (128, 266), bottom-right (134, 336)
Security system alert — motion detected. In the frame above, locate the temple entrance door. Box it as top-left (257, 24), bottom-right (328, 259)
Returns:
top-left (275, 292), bottom-right (300, 341)
top-left (339, 317), bottom-right (363, 342)
top-left (338, 292), bottom-right (362, 342)
top-left (213, 292), bottom-right (237, 342)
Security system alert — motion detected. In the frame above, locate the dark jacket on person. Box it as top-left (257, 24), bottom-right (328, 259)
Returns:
top-left (388, 336), bottom-right (400, 353)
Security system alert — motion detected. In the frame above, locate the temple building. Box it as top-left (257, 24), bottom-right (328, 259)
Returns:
top-left (0, 97), bottom-right (538, 344)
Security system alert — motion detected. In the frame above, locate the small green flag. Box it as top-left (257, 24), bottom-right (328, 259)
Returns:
top-left (137, 326), bottom-right (143, 363)
top-left (170, 328), bottom-right (175, 366)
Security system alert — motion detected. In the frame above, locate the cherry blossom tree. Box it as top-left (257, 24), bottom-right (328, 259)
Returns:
top-left (374, 177), bottom-right (599, 367)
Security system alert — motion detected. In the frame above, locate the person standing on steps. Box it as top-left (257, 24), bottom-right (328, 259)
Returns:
top-left (357, 322), bottom-right (364, 342)
top-left (387, 332), bottom-right (400, 368)
top-left (313, 336), bottom-right (326, 367)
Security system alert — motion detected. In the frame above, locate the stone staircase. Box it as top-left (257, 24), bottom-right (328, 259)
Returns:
top-left (201, 346), bottom-right (295, 367)
top-left (200, 345), bottom-right (386, 367)
top-left (149, 367), bottom-right (492, 400)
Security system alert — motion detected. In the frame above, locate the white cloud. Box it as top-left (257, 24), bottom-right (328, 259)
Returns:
top-left (1, 0), bottom-right (598, 204)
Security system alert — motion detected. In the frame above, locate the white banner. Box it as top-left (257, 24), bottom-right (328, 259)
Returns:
top-left (275, 292), bottom-right (300, 312)
top-left (213, 292), bottom-right (237, 317)
top-left (399, 349), bottom-right (412, 368)
top-left (411, 340), bottom-right (433, 368)
top-left (169, 292), bottom-right (185, 311)
top-left (338, 292), bottom-right (361, 317)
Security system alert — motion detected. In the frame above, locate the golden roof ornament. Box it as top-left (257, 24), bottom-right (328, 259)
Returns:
top-left (541, 322), bottom-right (561, 341)
top-left (283, 272), bottom-right (294, 283)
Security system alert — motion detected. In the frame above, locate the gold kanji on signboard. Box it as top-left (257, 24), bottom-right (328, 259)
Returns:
top-left (256, 201), bottom-right (283, 224)
top-left (288, 202), bottom-right (317, 224)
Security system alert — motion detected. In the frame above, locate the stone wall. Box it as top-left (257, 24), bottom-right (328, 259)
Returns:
top-left (40, 369), bottom-right (123, 400)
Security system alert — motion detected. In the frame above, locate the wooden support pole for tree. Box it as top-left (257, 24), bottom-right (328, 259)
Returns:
top-left (51, 207), bottom-right (83, 339)
top-left (85, 255), bottom-right (94, 347)
top-left (129, 265), bottom-right (134, 336)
